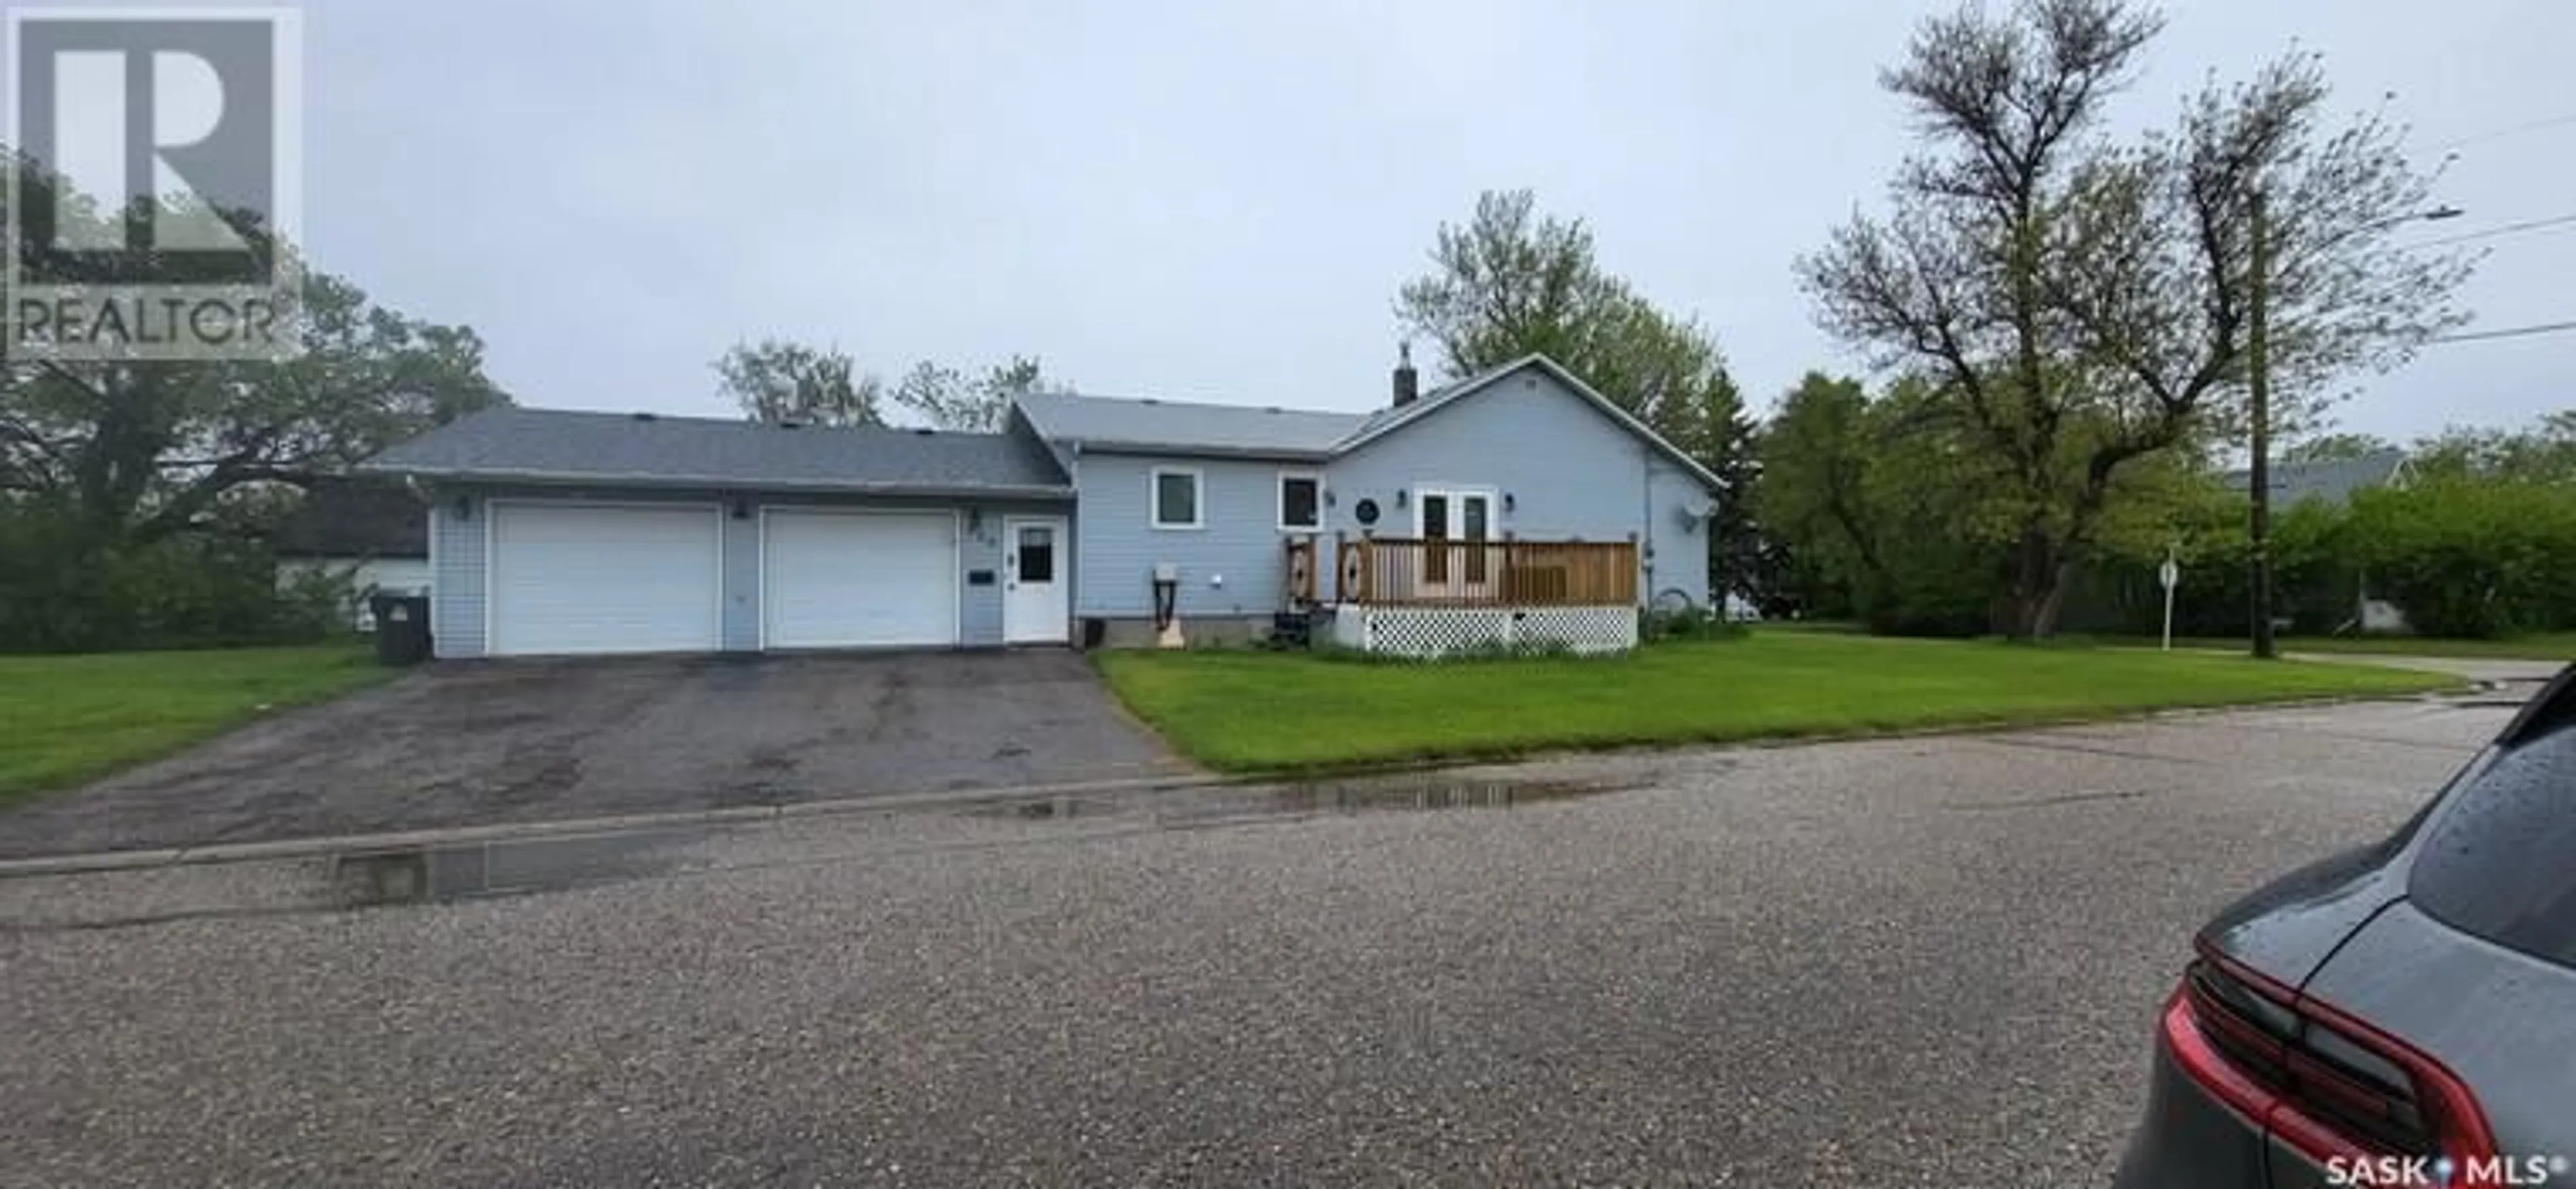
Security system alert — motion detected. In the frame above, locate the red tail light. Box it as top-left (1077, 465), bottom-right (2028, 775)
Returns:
top-left (2161, 940), bottom-right (2498, 1178)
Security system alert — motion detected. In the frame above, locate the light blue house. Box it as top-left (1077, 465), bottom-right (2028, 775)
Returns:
top-left (362, 352), bottom-right (1723, 659)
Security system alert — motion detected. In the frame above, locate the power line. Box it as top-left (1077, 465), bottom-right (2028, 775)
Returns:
top-left (2430, 319), bottom-right (2576, 344)
top-left (2428, 112), bottom-right (2576, 152)
top-left (2410, 211), bottom-right (2576, 248)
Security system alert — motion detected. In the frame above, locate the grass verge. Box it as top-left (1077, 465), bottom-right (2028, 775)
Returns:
top-left (0, 645), bottom-right (395, 803)
top-left (1095, 632), bottom-right (2456, 773)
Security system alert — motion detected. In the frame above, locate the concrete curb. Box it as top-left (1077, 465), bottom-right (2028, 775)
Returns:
top-left (0, 770), bottom-right (1224, 879)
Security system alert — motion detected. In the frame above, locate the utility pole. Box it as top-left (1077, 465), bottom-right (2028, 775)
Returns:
top-left (2247, 188), bottom-right (2278, 660)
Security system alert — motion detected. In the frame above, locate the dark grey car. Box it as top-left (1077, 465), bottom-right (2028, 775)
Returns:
top-left (2115, 668), bottom-right (2576, 1189)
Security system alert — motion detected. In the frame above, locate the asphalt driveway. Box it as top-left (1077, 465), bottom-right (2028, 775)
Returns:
top-left (0, 650), bottom-right (1189, 860)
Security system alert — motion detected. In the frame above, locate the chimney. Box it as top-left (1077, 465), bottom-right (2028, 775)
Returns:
top-left (1391, 341), bottom-right (1419, 407)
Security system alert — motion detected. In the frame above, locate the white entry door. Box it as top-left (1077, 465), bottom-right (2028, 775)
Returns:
top-left (1413, 487), bottom-right (1497, 597)
top-left (1002, 516), bottom-right (1069, 644)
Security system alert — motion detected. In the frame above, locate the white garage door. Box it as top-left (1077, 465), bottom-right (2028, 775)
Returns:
top-left (763, 509), bottom-right (959, 648)
top-left (489, 504), bottom-right (722, 656)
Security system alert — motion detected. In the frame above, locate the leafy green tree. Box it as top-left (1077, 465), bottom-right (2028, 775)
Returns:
top-left (1798, 0), bottom-right (2472, 638)
top-left (1755, 373), bottom-right (2019, 632)
top-left (2409, 411), bottom-right (2576, 484)
top-left (1397, 190), bottom-right (1620, 375)
top-left (1754, 374), bottom-right (1886, 614)
top-left (0, 163), bottom-right (508, 650)
top-left (3, 270), bottom-right (506, 546)
top-left (892, 353), bottom-right (1059, 432)
top-left (1396, 188), bottom-right (1757, 606)
top-left (716, 339), bottom-right (883, 427)
top-left (2071, 466), bottom-right (2351, 637)
top-left (2344, 478), bottom-right (2576, 637)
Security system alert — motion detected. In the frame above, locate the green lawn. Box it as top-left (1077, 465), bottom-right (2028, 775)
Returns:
top-left (1096, 633), bottom-right (2456, 773)
top-left (0, 645), bottom-right (394, 803)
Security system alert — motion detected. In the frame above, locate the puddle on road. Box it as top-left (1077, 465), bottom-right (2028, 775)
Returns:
top-left (323, 777), bottom-right (1638, 911)
top-left (331, 827), bottom-right (706, 908)
top-left (983, 775), bottom-right (1642, 826)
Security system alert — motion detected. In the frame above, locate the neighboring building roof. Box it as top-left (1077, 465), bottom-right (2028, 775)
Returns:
top-left (1014, 392), bottom-right (1367, 459)
top-left (2222, 449), bottom-right (2408, 508)
top-left (272, 477), bottom-right (428, 558)
top-left (1014, 355), bottom-right (1725, 490)
top-left (358, 408), bottom-right (1074, 498)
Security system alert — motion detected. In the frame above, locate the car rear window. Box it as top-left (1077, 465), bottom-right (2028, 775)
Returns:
top-left (2410, 725), bottom-right (2576, 970)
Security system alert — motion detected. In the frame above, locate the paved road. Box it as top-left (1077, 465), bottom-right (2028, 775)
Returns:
top-left (2285, 650), bottom-right (2564, 687)
top-left (0, 650), bottom-right (1189, 860)
top-left (0, 695), bottom-right (2510, 1187)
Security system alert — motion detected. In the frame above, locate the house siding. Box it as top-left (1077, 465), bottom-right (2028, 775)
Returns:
top-left (1071, 452), bottom-right (1301, 619)
top-left (425, 483), bottom-right (1067, 658)
top-left (722, 506), bottom-right (761, 650)
top-left (1062, 370), bottom-right (1718, 621)
top-left (431, 495), bottom-right (487, 658)
top-left (1324, 369), bottom-right (1714, 608)
top-left (1645, 462), bottom-right (1713, 607)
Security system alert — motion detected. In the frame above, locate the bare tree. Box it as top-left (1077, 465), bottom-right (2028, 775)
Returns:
top-left (1798, 0), bottom-right (2470, 636)
top-left (716, 339), bottom-right (883, 427)
top-left (892, 354), bottom-right (1057, 432)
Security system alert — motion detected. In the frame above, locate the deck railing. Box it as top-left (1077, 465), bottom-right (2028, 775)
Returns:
top-left (1285, 536), bottom-right (1638, 608)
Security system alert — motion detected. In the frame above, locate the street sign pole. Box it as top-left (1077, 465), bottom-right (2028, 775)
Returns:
top-left (2159, 548), bottom-right (2180, 653)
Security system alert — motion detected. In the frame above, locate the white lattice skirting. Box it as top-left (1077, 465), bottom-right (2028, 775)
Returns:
top-left (1326, 605), bottom-right (1639, 658)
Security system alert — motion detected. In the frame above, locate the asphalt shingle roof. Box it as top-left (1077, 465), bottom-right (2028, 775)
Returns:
top-left (2221, 449), bottom-right (2407, 508)
top-left (359, 408), bottom-right (1073, 497)
top-left (271, 477), bottom-right (428, 557)
top-left (1014, 356), bottom-right (1723, 490)
top-left (1014, 392), bottom-right (1368, 457)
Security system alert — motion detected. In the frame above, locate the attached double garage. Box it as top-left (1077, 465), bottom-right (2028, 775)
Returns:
top-left (432, 492), bottom-right (1070, 659)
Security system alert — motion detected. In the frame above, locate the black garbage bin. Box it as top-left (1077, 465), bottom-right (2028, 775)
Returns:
top-left (368, 593), bottom-right (433, 666)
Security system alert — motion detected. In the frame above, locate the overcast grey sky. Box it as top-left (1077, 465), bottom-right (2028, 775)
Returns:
top-left (302, 0), bottom-right (2575, 442)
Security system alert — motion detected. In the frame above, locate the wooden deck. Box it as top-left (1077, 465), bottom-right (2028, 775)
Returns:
top-left (1285, 536), bottom-right (1639, 608)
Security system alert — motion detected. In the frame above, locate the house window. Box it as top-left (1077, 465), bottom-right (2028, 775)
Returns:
top-left (1016, 524), bottom-right (1055, 583)
top-left (1151, 467), bottom-right (1203, 529)
top-left (1278, 472), bottom-right (1321, 531)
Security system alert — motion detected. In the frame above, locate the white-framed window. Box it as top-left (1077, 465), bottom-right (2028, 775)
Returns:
top-left (1277, 471), bottom-right (1322, 532)
top-left (1150, 466), bottom-right (1203, 530)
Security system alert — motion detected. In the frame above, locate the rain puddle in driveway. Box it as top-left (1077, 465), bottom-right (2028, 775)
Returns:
top-left (976, 774), bottom-right (1644, 828)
